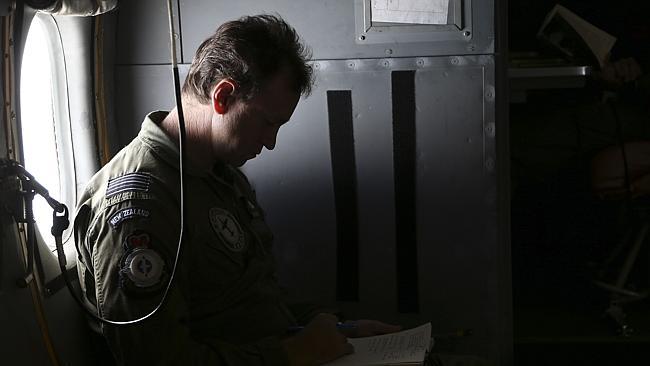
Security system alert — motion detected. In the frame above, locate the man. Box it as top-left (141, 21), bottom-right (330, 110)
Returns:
top-left (74, 15), bottom-right (399, 365)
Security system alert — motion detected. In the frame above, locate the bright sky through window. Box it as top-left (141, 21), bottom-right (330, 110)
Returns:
top-left (20, 16), bottom-right (60, 250)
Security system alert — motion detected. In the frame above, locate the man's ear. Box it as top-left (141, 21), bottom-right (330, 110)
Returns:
top-left (212, 79), bottom-right (237, 114)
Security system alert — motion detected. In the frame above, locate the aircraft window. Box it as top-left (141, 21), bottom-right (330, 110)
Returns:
top-left (20, 14), bottom-right (75, 252)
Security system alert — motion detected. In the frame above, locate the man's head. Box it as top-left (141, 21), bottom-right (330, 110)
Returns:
top-left (181, 14), bottom-right (313, 167)
top-left (182, 14), bottom-right (313, 103)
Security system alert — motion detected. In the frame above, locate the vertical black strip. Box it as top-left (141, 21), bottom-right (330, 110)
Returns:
top-left (392, 71), bottom-right (419, 313)
top-left (175, 0), bottom-right (184, 63)
top-left (327, 90), bottom-right (359, 302)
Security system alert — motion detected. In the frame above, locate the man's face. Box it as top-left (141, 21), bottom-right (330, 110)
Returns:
top-left (215, 72), bottom-right (301, 167)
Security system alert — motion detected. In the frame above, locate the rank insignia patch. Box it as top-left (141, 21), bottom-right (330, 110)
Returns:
top-left (209, 207), bottom-right (246, 252)
top-left (106, 172), bottom-right (151, 198)
top-left (108, 207), bottom-right (150, 229)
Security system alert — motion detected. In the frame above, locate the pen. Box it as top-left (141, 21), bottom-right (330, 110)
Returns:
top-left (287, 322), bottom-right (357, 333)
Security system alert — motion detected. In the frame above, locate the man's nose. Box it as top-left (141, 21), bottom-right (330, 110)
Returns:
top-left (262, 127), bottom-right (278, 151)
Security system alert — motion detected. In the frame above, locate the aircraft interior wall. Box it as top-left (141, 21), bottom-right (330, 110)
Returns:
top-left (1, 1), bottom-right (511, 365)
top-left (112, 0), bottom-right (508, 363)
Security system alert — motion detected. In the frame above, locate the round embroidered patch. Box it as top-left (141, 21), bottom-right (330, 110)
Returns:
top-left (123, 248), bottom-right (164, 288)
top-left (209, 207), bottom-right (246, 252)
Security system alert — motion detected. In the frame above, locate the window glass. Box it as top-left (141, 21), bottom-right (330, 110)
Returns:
top-left (20, 15), bottom-right (72, 251)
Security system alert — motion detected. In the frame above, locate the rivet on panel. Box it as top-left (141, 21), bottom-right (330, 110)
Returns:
top-left (450, 57), bottom-right (459, 65)
top-left (382, 60), bottom-right (390, 68)
top-left (416, 59), bottom-right (425, 67)
top-left (485, 85), bottom-right (496, 102)
top-left (348, 61), bottom-right (356, 69)
top-left (314, 62), bottom-right (321, 70)
top-left (385, 49), bottom-right (393, 55)
top-left (463, 30), bottom-right (471, 37)
top-left (359, 35), bottom-right (366, 41)
top-left (485, 157), bottom-right (495, 171)
top-left (485, 123), bottom-right (496, 137)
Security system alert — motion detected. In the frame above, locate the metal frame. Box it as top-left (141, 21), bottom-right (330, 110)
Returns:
top-left (354, 0), bottom-right (472, 44)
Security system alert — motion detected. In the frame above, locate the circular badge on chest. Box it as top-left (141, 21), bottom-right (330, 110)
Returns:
top-left (209, 207), bottom-right (246, 252)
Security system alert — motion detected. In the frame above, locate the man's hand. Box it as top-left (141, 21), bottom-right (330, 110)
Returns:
top-left (282, 313), bottom-right (354, 366)
top-left (340, 319), bottom-right (402, 338)
top-left (597, 57), bottom-right (643, 89)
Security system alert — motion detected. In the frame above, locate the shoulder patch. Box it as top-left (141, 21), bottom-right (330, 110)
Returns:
top-left (124, 231), bottom-right (151, 250)
top-left (106, 172), bottom-right (151, 198)
top-left (209, 207), bottom-right (246, 252)
top-left (122, 249), bottom-right (165, 288)
top-left (118, 231), bottom-right (167, 294)
top-left (105, 191), bottom-right (152, 207)
top-left (108, 207), bottom-right (150, 229)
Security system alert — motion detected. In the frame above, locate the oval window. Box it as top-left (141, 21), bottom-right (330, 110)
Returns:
top-left (20, 14), bottom-right (75, 252)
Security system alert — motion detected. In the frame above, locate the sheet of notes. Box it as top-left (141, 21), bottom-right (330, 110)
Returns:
top-left (326, 323), bottom-right (432, 366)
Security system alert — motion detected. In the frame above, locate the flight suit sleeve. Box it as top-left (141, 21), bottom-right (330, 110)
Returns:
top-left (79, 174), bottom-right (290, 366)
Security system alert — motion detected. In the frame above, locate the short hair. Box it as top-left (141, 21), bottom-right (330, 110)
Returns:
top-left (182, 14), bottom-right (313, 103)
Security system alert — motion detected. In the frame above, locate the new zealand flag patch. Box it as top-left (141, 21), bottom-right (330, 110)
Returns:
top-left (106, 172), bottom-right (151, 198)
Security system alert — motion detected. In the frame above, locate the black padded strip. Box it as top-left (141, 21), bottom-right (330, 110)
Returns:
top-left (392, 71), bottom-right (419, 313)
top-left (327, 90), bottom-right (359, 302)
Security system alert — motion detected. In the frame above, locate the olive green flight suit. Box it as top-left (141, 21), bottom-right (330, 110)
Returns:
top-left (74, 111), bottom-right (296, 365)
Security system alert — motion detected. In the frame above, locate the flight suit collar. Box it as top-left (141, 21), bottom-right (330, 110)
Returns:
top-left (137, 111), bottom-right (210, 178)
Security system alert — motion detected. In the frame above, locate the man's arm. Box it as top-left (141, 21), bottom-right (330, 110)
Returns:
top-left (77, 183), bottom-right (352, 365)
top-left (78, 189), bottom-right (292, 365)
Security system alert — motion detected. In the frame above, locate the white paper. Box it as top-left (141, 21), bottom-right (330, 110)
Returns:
top-left (371, 0), bottom-right (449, 25)
top-left (326, 323), bottom-right (432, 366)
top-left (555, 5), bottom-right (616, 67)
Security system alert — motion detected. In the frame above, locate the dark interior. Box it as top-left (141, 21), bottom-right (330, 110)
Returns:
top-left (509, 0), bottom-right (650, 364)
